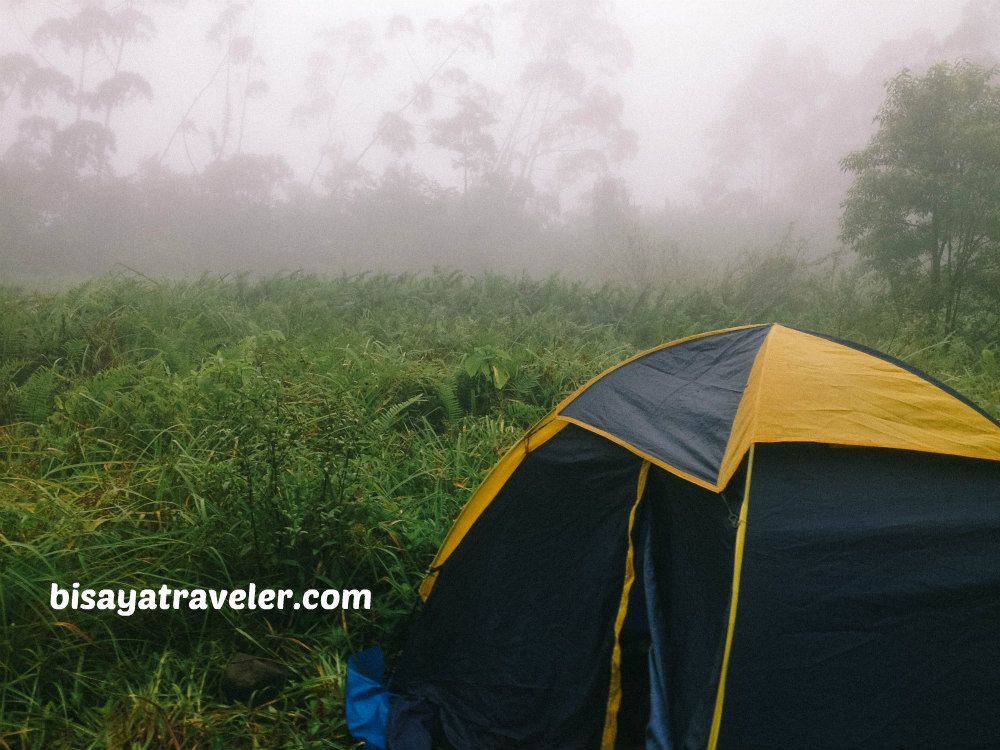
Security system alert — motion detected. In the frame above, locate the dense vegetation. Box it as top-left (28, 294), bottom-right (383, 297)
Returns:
top-left (5, 2), bottom-right (1000, 745)
top-left (1, 265), bottom-right (999, 749)
top-left (841, 61), bottom-right (1000, 334)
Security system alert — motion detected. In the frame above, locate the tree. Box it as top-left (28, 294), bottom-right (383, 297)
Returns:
top-left (292, 19), bottom-right (384, 189)
top-left (159, 0), bottom-right (269, 171)
top-left (489, 0), bottom-right (637, 215)
top-left (840, 60), bottom-right (1000, 331)
top-left (429, 81), bottom-right (498, 194)
top-left (27, 2), bottom-right (156, 179)
top-left (332, 7), bottom-right (494, 196)
top-left (704, 39), bottom-right (842, 218)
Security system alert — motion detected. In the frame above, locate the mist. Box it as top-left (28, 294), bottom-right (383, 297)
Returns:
top-left (8, 4), bottom-right (1000, 745)
top-left (0, 0), bottom-right (991, 283)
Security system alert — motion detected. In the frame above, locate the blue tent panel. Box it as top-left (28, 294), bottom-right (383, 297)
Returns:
top-left (346, 646), bottom-right (396, 750)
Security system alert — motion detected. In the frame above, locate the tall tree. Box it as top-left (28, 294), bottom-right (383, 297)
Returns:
top-left (490, 0), bottom-right (637, 215)
top-left (840, 60), bottom-right (1000, 331)
top-left (338, 6), bottom-right (494, 196)
top-left (429, 80), bottom-right (498, 195)
top-left (203, 0), bottom-right (266, 159)
top-left (0, 53), bottom-right (73, 149)
top-left (292, 19), bottom-right (385, 189)
top-left (292, 1), bottom-right (635, 217)
top-left (703, 39), bottom-right (841, 218)
top-left (27, 2), bottom-right (155, 178)
top-left (159, 0), bottom-right (268, 171)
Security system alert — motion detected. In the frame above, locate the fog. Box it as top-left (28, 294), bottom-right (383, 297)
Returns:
top-left (0, 0), bottom-right (991, 282)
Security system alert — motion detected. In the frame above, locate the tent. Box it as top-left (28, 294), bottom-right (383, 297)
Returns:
top-left (376, 323), bottom-right (1000, 749)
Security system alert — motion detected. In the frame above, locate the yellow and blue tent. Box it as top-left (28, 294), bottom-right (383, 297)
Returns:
top-left (381, 324), bottom-right (1000, 749)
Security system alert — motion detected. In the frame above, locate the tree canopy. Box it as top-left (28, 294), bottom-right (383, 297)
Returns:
top-left (840, 60), bottom-right (1000, 332)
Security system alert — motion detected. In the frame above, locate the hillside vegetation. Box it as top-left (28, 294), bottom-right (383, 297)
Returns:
top-left (1, 266), bottom-right (998, 748)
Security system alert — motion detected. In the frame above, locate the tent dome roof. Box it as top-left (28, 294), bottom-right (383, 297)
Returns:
top-left (558, 324), bottom-right (1000, 490)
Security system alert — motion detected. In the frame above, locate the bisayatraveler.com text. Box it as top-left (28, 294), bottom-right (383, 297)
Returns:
top-left (50, 582), bottom-right (371, 617)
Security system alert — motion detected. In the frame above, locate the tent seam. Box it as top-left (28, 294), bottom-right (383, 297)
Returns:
top-left (600, 460), bottom-right (650, 750)
top-left (708, 443), bottom-right (755, 749)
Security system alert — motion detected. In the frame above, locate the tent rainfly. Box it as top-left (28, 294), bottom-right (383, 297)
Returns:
top-left (356, 323), bottom-right (1000, 749)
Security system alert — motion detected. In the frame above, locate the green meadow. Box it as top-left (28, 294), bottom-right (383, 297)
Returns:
top-left (1, 267), bottom-right (998, 748)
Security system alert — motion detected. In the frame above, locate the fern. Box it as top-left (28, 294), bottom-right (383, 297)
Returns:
top-left (369, 394), bottom-right (424, 436)
top-left (15, 366), bottom-right (58, 424)
top-left (86, 363), bottom-right (141, 404)
top-left (508, 369), bottom-right (541, 404)
top-left (0, 358), bottom-right (28, 424)
top-left (437, 379), bottom-right (462, 423)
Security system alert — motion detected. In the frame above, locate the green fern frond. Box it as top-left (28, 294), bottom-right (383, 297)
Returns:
top-left (437, 379), bottom-right (462, 423)
top-left (370, 394), bottom-right (424, 436)
top-left (15, 366), bottom-right (58, 424)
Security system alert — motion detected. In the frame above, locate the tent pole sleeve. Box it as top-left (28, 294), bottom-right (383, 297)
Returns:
top-left (418, 417), bottom-right (567, 600)
top-left (600, 460), bottom-right (650, 750)
top-left (708, 443), bottom-right (755, 750)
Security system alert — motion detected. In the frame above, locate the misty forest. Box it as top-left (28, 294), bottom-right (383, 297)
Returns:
top-left (3, 0), bottom-right (1000, 747)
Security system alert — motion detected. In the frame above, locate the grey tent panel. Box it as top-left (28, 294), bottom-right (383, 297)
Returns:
top-left (561, 325), bottom-right (769, 484)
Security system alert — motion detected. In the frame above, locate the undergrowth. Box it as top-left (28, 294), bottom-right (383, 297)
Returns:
top-left (0, 267), bottom-right (997, 748)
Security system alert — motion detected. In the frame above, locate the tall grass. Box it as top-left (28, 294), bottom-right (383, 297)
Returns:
top-left (0, 264), bottom-right (997, 748)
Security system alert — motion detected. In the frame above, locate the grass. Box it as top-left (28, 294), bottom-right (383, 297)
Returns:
top-left (0, 264), bottom-right (997, 748)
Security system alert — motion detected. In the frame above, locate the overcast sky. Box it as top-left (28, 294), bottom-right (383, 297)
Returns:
top-left (618, 0), bottom-right (963, 204)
